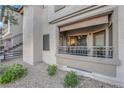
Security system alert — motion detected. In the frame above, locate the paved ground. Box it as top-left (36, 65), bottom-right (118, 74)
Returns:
top-left (0, 58), bottom-right (121, 88)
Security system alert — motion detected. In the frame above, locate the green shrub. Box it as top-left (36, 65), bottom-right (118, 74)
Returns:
top-left (0, 64), bottom-right (27, 84)
top-left (64, 71), bottom-right (79, 88)
top-left (47, 65), bottom-right (57, 76)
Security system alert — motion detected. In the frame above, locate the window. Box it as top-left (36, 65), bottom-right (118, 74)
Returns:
top-left (93, 31), bottom-right (105, 46)
top-left (54, 5), bottom-right (65, 12)
top-left (67, 35), bottom-right (87, 46)
top-left (43, 34), bottom-right (50, 51)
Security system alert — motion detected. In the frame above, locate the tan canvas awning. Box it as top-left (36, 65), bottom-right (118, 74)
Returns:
top-left (60, 15), bottom-right (108, 32)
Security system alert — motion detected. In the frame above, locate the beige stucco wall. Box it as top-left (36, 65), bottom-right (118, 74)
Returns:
top-left (48, 5), bottom-right (93, 23)
top-left (41, 7), bottom-right (57, 65)
top-left (56, 54), bottom-right (116, 77)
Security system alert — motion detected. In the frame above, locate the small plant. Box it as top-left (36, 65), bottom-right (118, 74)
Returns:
top-left (47, 65), bottom-right (57, 76)
top-left (0, 64), bottom-right (27, 84)
top-left (64, 71), bottom-right (79, 88)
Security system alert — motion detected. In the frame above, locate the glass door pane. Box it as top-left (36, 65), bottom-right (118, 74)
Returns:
top-left (94, 31), bottom-right (105, 46)
top-left (77, 35), bottom-right (87, 46)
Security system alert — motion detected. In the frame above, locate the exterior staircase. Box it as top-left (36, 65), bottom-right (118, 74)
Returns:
top-left (0, 42), bottom-right (23, 61)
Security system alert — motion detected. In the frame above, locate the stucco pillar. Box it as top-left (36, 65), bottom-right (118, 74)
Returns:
top-left (105, 27), bottom-right (109, 57)
top-left (105, 27), bottom-right (109, 46)
top-left (23, 6), bottom-right (42, 65)
top-left (87, 33), bottom-right (93, 56)
top-left (116, 6), bottom-right (124, 83)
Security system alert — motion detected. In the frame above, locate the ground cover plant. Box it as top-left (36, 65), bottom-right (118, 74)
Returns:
top-left (47, 65), bottom-right (57, 76)
top-left (0, 64), bottom-right (27, 84)
top-left (64, 71), bottom-right (79, 88)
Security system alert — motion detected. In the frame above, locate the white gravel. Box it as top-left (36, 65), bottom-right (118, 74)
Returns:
top-left (0, 58), bottom-right (121, 88)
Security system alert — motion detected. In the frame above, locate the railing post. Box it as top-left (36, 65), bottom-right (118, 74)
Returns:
top-left (87, 46), bottom-right (93, 57)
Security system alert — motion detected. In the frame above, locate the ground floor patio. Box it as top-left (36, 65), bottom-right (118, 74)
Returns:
top-left (0, 57), bottom-right (121, 88)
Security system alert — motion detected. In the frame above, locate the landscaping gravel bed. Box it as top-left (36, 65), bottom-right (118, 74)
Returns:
top-left (0, 58), bottom-right (121, 88)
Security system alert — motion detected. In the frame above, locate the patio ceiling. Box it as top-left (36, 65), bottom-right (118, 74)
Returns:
top-left (60, 15), bottom-right (108, 32)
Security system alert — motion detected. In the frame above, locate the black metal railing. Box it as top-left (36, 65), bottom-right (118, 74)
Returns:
top-left (58, 46), bottom-right (113, 58)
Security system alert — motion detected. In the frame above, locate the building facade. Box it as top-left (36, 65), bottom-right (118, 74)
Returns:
top-left (1, 7), bottom-right (23, 51)
top-left (3, 5), bottom-right (123, 86)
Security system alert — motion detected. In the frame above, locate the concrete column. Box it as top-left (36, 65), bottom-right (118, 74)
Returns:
top-left (105, 27), bottom-right (109, 46)
top-left (105, 27), bottom-right (109, 57)
top-left (23, 6), bottom-right (42, 65)
top-left (56, 27), bottom-right (60, 54)
top-left (116, 6), bottom-right (124, 83)
top-left (87, 33), bottom-right (93, 56)
top-left (63, 35), bottom-right (67, 46)
top-left (112, 7), bottom-right (119, 60)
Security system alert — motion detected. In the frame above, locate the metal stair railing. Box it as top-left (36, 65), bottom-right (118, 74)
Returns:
top-left (0, 42), bottom-right (23, 61)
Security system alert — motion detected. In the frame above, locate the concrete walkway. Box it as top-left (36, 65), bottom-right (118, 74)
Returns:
top-left (0, 58), bottom-right (120, 88)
